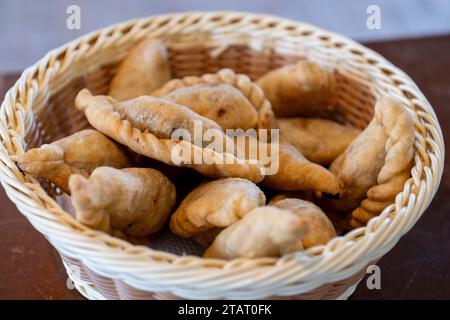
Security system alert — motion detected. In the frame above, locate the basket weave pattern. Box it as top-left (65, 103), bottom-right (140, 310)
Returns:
top-left (0, 12), bottom-right (444, 299)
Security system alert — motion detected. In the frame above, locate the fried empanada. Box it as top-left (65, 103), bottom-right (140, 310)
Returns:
top-left (260, 142), bottom-right (343, 195)
top-left (75, 89), bottom-right (265, 183)
top-left (234, 134), bottom-right (342, 194)
top-left (156, 83), bottom-right (258, 130)
top-left (278, 118), bottom-right (361, 166)
top-left (271, 198), bottom-right (336, 248)
top-left (69, 167), bottom-right (176, 237)
top-left (16, 129), bottom-right (131, 194)
top-left (328, 97), bottom-right (415, 228)
top-left (203, 206), bottom-right (306, 259)
top-left (152, 68), bottom-right (277, 131)
top-left (170, 178), bottom-right (265, 238)
top-left (257, 61), bottom-right (336, 117)
top-left (109, 38), bottom-right (171, 100)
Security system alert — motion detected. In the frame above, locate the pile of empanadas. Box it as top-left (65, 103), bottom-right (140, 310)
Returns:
top-left (16, 37), bottom-right (415, 260)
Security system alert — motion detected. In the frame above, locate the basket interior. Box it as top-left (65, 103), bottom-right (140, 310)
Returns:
top-left (24, 35), bottom-right (378, 256)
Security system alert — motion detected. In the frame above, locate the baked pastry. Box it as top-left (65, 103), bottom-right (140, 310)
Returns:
top-left (16, 129), bottom-right (131, 194)
top-left (257, 60), bottom-right (336, 117)
top-left (271, 198), bottom-right (336, 248)
top-left (156, 83), bottom-right (259, 130)
top-left (278, 118), bottom-right (361, 166)
top-left (262, 142), bottom-right (343, 195)
top-left (203, 206), bottom-right (307, 259)
top-left (69, 167), bottom-right (176, 237)
top-left (328, 97), bottom-right (415, 228)
top-left (239, 137), bottom-right (343, 195)
top-left (170, 178), bottom-right (265, 238)
top-left (75, 89), bottom-right (265, 182)
top-left (109, 38), bottom-right (171, 100)
top-left (152, 68), bottom-right (277, 131)
top-left (204, 197), bottom-right (336, 259)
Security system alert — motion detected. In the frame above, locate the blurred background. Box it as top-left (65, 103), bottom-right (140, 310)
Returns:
top-left (1, 0), bottom-right (450, 73)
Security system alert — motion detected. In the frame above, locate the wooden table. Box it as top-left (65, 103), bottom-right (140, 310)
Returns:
top-left (0, 35), bottom-right (449, 300)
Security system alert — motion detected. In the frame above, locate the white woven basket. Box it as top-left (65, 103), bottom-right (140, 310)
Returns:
top-left (0, 12), bottom-right (444, 300)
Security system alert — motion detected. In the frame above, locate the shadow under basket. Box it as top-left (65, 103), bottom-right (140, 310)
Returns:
top-left (0, 12), bottom-right (444, 300)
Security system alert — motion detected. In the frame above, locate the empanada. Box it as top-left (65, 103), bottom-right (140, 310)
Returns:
top-left (170, 178), bottom-right (265, 238)
top-left (256, 141), bottom-right (343, 195)
top-left (257, 61), bottom-right (336, 117)
top-left (109, 38), bottom-right (171, 100)
top-left (220, 115), bottom-right (342, 194)
top-left (328, 97), bottom-right (415, 228)
top-left (278, 118), bottom-right (361, 166)
top-left (152, 68), bottom-right (277, 131)
top-left (69, 167), bottom-right (176, 237)
top-left (156, 83), bottom-right (258, 130)
top-left (271, 198), bottom-right (336, 248)
top-left (16, 129), bottom-right (131, 194)
top-left (203, 206), bottom-right (307, 259)
top-left (75, 89), bottom-right (265, 183)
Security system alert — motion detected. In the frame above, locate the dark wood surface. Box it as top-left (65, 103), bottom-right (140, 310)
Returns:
top-left (0, 35), bottom-right (449, 300)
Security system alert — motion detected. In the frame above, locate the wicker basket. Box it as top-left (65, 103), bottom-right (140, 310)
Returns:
top-left (0, 12), bottom-right (444, 300)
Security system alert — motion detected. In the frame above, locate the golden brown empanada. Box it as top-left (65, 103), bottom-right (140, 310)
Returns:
top-left (109, 38), bottom-right (171, 100)
top-left (203, 206), bottom-right (307, 259)
top-left (152, 68), bottom-right (277, 131)
top-left (156, 83), bottom-right (258, 130)
top-left (16, 129), bottom-right (131, 194)
top-left (69, 167), bottom-right (176, 237)
top-left (257, 61), bottom-right (336, 117)
top-left (75, 89), bottom-right (265, 183)
top-left (170, 178), bottom-right (265, 238)
top-left (259, 141), bottom-right (343, 195)
top-left (218, 115), bottom-right (342, 194)
top-left (271, 198), bottom-right (336, 248)
top-left (278, 118), bottom-right (361, 166)
top-left (328, 97), bottom-right (415, 228)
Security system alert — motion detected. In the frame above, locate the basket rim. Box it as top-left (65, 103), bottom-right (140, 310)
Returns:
top-left (0, 11), bottom-right (444, 292)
